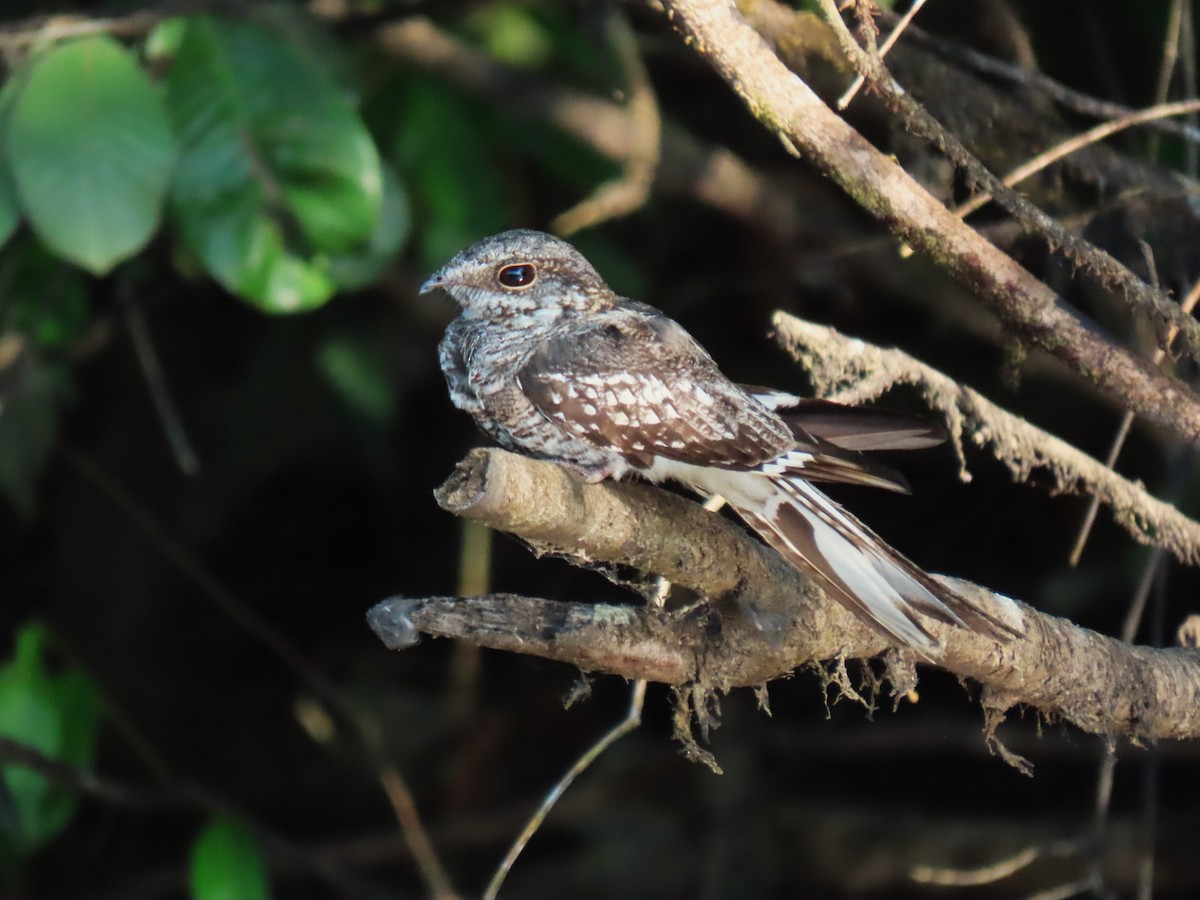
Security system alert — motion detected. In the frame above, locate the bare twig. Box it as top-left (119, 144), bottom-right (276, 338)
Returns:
top-left (953, 98), bottom-right (1200, 220)
top-left (781, 310), bottom-right (1188, 893)
top-left (479, 477), bottom-right (704, 895)
top-left (483, 682), bottom-right (647, 900)
top-left (551, 8), bottom-right (661, 235)
top-left (376, 766), bottom-right (460, 900)
top-left (807, 0), bottom-right (1200, 376)
top-left (1181, 0), bottom-right (1198, 177)
top-left (654, 0), bottom-right (1200, 443)
top-left (1068, 271), bottom-right (1200, 566)
top-left (0, 0), bottom-right (242, 55)
top-left (120, 292), bottom-right (201, 476)
top-left (0, 736), bottom-right (394, 898)
top-left (886, 10), bottom-right (1200, 147)
top-left (771, 313), bottom-right (1200, 566)
top-left (837, 0), bottom-right (927, 109)
top-left (1146, 0), bottom-right (1186, 161)
top-left (447, 520), bottom-right (489, 724)
top-left (910, 842), bottom-right (1075, 887)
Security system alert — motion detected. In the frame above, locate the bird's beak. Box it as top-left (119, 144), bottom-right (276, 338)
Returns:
top-left (419, 270), bottom-right (448, 295)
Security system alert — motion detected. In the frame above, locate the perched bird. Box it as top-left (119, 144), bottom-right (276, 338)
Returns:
top-left (423, 229), bottom-right (1016, 652)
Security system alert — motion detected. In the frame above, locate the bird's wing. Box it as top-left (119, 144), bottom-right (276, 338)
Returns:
top-left (517, 312), bottom-right (793, 470)
top-left (742, 388), bottom-right (947, 452)
top-left (517, 312), bottom-right (908, 491)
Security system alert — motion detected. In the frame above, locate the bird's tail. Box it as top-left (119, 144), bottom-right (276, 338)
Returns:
top-left (729, 475), bottom-right (1019, 653)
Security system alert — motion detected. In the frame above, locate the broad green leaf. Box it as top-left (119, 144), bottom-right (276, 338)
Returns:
top-left (326, 163), bottom-right (410, 290)
top-left (0, 623), bottom-right (100, 863)
top-left (189, 817), bottom-right (271, 900)
top-left (5, 36), bottom-right (176, 274)
top-left (166, 16), bottom-right (383, 313)
top-left (469, 3), bottom-right (608, 83)
top-left (243, 5), bottom-right (357, 98)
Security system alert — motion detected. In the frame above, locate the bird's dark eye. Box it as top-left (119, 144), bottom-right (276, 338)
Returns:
top-left (498, 263), bottom-right (536, 288)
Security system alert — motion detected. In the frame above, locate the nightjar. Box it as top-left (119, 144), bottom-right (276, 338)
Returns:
top-left (423, 229), bottom-right (1016, 652)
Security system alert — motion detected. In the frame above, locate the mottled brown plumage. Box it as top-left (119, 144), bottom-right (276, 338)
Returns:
top-left (425, 230), bottom-right (1018, 652)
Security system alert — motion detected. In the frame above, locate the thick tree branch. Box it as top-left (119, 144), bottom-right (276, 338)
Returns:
top-left (369, 446), bottom-right (1200, 743)
top-left (654, 0), bottom-right (1200, 444)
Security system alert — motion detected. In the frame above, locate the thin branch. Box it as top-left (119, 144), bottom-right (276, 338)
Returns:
top-left (551, 8), bottom-right (661, 235)
top-left (1069, 273), bottom-right (1200, 565)
top-left (1147, 0), bottom-right (1186, 162)
top-left (910, 843), bottom-right (1073, 887)
top-left (376, 766), bottom-right (460, 900)
top-left (446, 520), bottom-right (489, 724)
top-left (806, 0), bottom-right (1200, 376)
top-left (0, 0), bottom-right (242, 56)
top-left (954, 98), bottom-right (1200, 220)
top-left (0, 736), bottom-right (188, 810)
top-left (770, 312), bottom-right (1200, 566)
top-left (882, 10), bottom-right (1200, 147)
top-left (483, 682), bottom-right (646, 900)
top-left (1181, 0), bottom-right (1198, 177)
top-left (0, 736), bottom-right (395, 898)
top-left (120, 291), bottom-right (201, 476)
top-left (655, 0), bottom-right (1200, 444)
top-left (837, 0), bottom-right (927, 109)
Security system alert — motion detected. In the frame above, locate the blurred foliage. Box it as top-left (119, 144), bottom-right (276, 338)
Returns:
top-left (6, 35), bottom-right (175, 274)
top-left (0, 623), bottom-right (100, 873)
top-left (188, 817), bottom-right (271, 900)
top-left (163, 16), bottom-right (384, 311)
top-left (0, 11), bottom-right (396, 313)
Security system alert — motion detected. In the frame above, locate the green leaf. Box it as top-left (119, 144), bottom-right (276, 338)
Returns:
top-left (166, 16), bottom-right (383, 313)
top-left (5, 35), bottom-right (176, 274)
top-left (0, 623), bottom-right (100, 864)
top-left (326, 163), bottom-right (411, 290)
top-left (189, 817), bottom-right (271, 900)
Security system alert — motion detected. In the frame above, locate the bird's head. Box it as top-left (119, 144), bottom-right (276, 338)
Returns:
top-left (420, 230), bottom-right (614, 320)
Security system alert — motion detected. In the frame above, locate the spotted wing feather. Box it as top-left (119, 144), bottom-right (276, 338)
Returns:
top-left (517, 312), bottom-right (794, 471)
